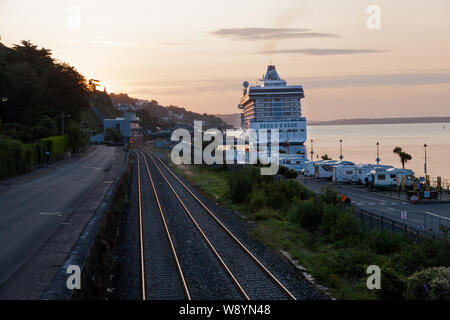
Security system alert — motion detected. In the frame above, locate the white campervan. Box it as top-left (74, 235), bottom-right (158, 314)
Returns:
top-left (314, 160), bottom-right (339, 179)
top-left (279, 154), bottom-right (307, 172)
top-left (369, 167), bottom-right (415, 188)
top-left (332, 164), bottom-right (357, 183)
top-left (304, 161), bottom-right (317, 177)
top-left (354, 164), bottom-right (394, 184)
top-left (315, 160), bottom-right (354, 179)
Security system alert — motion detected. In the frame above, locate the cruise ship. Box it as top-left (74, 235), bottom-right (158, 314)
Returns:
top-left (237, 65), bottom-right (308, 168)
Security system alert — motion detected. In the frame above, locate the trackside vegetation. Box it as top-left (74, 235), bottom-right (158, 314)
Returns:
top-left (171, 163), bottom-right (450, 300)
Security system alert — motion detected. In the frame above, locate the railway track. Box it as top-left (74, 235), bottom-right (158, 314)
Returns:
top-left (135, 148), bottom-right (297, 300)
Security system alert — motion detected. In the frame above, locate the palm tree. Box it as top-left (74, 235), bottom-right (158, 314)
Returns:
top-left (393, 146), bottom-right (412, 168)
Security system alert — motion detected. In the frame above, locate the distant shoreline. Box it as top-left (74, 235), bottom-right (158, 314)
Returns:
top-left (308, 117), bottom-right (450, 126)
top-left (215, 114), bottom-right (450, 128)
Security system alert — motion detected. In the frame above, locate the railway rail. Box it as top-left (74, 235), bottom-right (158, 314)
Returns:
top-left (135, 148), bottom-right (297, 300)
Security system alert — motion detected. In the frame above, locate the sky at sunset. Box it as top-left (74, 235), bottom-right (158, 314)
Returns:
top-left (1, 0), bottom-right (450, 120)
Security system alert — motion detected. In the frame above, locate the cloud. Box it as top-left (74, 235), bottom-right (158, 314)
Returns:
top-left (121, 72), bottom-right (450, 97)
top-left (258, 48), bottom-right (386, 55)
top-left (300, 72), bottom-right (450, 88)
top-left (210, 28), bottom-right (339, 40)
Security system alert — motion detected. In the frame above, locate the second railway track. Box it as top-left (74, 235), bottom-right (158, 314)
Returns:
top-left (137, 148), bottom-right (298, 300)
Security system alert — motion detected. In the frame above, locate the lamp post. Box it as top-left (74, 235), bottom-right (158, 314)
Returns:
top-left (424, 144), bottom-right (428, 175)
top-left (376, 141), bottom-right (381, 164)
top-left (339, 139), bottom-right (344, 161)
top-left (310, 139), bottom-right (314, 161)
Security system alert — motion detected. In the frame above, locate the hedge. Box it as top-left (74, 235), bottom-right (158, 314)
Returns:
top-left (0, 135), bottom-right (68, 180)
top-left (41, 135), bottom-right (68, 160)
top-left (0, 136), bottom-right (43, 179)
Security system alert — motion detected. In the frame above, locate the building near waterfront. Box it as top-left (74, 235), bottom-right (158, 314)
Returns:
top-left (104, 112), bottom-right (141, 143)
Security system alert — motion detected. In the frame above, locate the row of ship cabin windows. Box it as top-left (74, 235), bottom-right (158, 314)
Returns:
top-left (261, 98), bottom-right (299, 102)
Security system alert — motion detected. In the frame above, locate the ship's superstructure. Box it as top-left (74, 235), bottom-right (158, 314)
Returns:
top-left (238, 65), bottom-right (307, 157)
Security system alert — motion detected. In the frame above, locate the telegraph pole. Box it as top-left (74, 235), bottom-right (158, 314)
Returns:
top-left (61, 113), bottom-right (71, 135)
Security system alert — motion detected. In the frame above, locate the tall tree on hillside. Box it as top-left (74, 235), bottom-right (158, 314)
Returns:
top-left (393, 146), bottom-right (412, 168)
top-left (88, 79), bottom-right (100, 92)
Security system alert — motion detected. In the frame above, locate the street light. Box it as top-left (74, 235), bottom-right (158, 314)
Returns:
top-left (310, 139), bottom-right (314, 161)
top-left (376, 141), bottom-right (381, 164)
top-left (424, 144), bottom-right (428, 175)
top-left (339, 139), bottom-right (344, 161)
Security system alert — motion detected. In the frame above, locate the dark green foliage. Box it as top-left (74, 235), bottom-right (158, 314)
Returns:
top-left (319, 184), bottom-right (340, 206)
top-left (223, 165), bottom-right (450, 300)
top-left (278, 165), bottom-right (298, 179)
top-left (66, 126), bottom-right (88, 153)
top-left (367, 230), bottom-right (406, 255)
top-left (228, 167), bottom-right (268, 203)
top-left (290, 198), bottom-right (323, 232)
top-left (405, 267), bottom-right (450, 300)
top-left (378, 264), bottom-right (407, 300)
top-left (105, 127), bottom-right (123, 143)
top-left (0, 135), bottom-right (54, 179)
top-left (41, 136), bottom-right (68, 159)
top-left (0, 41), bottom-right (88, 126)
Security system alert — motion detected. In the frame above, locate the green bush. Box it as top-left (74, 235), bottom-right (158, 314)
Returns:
top-left (367, 230), bottom-right (406, 255)
top-left (248, 187), bottom-right (266, 212)
top-left (399, 237), bottom-right (450, 273)
top-left (377, 262), bottom-right (407, 300)
top-left (228, 167), bottom-right (269, 203)
top-left (333, 209), bottom-right (362, 242)
top-left (253, 207), bottom-right (279, 221)
top-left (0, 135), bottom-right (47, 179)
top-left (319, 184), bottom-right (340, 206)
top-left (406, 267), bottom-right (450, 300)
top-left (41, 135), bottom-right (68, 159)
top-left (278, 165), bottom-right (299, 179)
top-left (66, 126), bottom-right (88, 153)
top-left (333, 246), bottom-right (376, 279)
top-left (320, 203), bottom-right (340, 236)
top-left (290, 198), bottom-right (323, 232)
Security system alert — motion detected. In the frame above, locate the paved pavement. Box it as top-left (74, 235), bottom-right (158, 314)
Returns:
top-left (297, 176), bottom-right (450, 232)
top-left (0, 145), bottom-right (125, 299)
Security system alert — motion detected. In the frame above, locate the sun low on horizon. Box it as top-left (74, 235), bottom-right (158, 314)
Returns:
top-left (1, 0), bottom-right (450, 120)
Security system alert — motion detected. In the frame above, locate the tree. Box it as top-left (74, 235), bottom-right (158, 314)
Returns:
top-left (321, 154), bottom-right (332, 160)
top-left (393, 146), bottom-right (412, 169)
top-left (104, 127), bottom-right (123, 143)
top-left (88, 79), bottom-right (100, 92)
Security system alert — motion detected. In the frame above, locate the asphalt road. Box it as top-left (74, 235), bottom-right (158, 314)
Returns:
top-left (0, 145), bottom-right (124, 299)
top-left (298, 176), bottom-right (450, 233)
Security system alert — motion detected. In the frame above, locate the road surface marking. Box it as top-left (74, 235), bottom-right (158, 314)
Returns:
top-left (39, 212), bottom-right (64, 216)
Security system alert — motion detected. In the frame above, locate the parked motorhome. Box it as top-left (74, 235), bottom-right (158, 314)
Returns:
top-left (332, 164), bottom-right (357, 183)
top-left (314, 160), bottom-right (354, 179)
top-left (353, 164), bottom-right (394, 184)
top-left (279, 154), bottom-right (307, 172)
top-left (314, 160), bottom-right (339, 179)
top-left (368, 167), bottom-right (415, 188)
top-left (304, 161), bottom-right (317, 177)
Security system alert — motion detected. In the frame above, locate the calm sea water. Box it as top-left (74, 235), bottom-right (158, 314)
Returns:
top-left (307, 122), bottom-right (450, 181)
